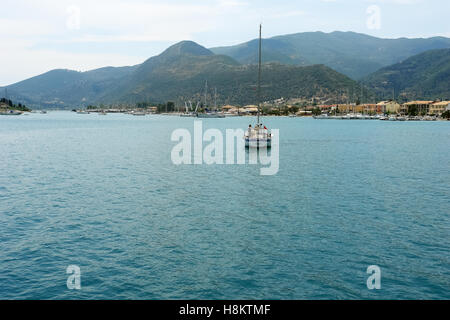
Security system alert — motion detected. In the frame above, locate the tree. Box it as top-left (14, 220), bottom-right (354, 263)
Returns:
top-left (290, 106), bottom-right (299, 114)
top-left (442, 110), bottom-right (450, 119)
top-left (312, 107), bottom-right (322, 116)
top-left (335, 106), bottom-right (340, 114)
top-left (166, 101), bottom-right (175, 112)
top-left (408, 105), bottom-right (418, 116)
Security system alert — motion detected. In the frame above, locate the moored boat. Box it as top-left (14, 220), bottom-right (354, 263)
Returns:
top-left (197, 112), bottom-right (225, 118)
top-left (244, 25), bottom-right (272, 149)
top-left (0, 110), bottom-right (23, 116)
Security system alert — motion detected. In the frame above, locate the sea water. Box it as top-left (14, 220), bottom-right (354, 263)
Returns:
top-left (0, 112), bottom-right (449, 299)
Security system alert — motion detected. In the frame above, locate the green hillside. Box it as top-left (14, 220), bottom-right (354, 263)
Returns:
top-left (364, 48), bottom-right (450, 101)
top-left (3, 66), bottom-right (137, 109)
top-left (2, 40), bottom-right (371, 108)
top-left (99, 41), bottom-right (370, 106)
top-left (211, 31), bottom-right (450, 79)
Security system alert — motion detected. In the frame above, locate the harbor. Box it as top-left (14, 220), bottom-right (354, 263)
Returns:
top-left (1, 0), bottom-right (449, 302)
top-left (23, 99), bottom-right (449, 121)
top-left (1, 111), bottom-right (449, 299)
top-left (313, 114), bottom-right (442, 121)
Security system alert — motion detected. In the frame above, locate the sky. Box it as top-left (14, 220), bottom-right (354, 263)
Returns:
top-left (1, 0), bottom-right (449, 86)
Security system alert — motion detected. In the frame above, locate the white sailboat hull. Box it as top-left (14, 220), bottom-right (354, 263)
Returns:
top-left (245, 138), bottom-right (272, 148)
top-left (197, 113), bottom-right (225, 118)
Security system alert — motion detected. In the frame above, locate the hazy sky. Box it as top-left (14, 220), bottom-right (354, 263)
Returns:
top-left (1, 0), bottom-right (449, 86)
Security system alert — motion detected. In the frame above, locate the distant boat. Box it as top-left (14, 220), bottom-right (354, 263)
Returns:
top-left (196, 81), bottom-right (226, 118)
top-left (197, 112), bottom-right (225, 118)
top-left (313, 114), bottom-right (330, 119)
top-left (181, 101), bottom-right (199, 117)
top-left (224, 113), bottom-right (240, 117)
top-left (244, 25), bottom-right (272, 149)
top-left (0, 110), bottom-right (23, 116)
top-left (180, 113), bottom-right (196, 117)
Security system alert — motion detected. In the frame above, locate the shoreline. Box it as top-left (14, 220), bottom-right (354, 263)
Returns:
top-left (3, 110), bottom-right (449, 121)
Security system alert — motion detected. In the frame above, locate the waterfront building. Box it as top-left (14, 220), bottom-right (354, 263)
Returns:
top-left (336, 104), bottom-right (353, 113)
top-left (402, 101), bottom-right (434, 115)
top-left (296, 110), bottom-right (313, 116)
top-left (221, 105), bottom-right (235, 112)
top-left (360, 104), bottom-right (379, 114)
top-left (377, 101), bottom-right (401, 114)
top-left (429, 101), bottom-right (450, 115)
top-left (317, 105), bottom-right (338, 113)
top-left (242, 105), bottom-right (259, 115)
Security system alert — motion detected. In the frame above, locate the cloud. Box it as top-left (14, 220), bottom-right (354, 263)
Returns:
top-left (2, 0), bottom-right (241, 42)
top-left (0, 41), bottom-right (142, 86)
top-left (219, 0), bottom-right (249, 7)
top-left (269, 10), bottom-right (306, 19)
top-left (0, 0), bottom-right (256, 85)
top-left (0, 0), bottom-right (447, 85)
top-left (364, 0), bottom-right (423, 4)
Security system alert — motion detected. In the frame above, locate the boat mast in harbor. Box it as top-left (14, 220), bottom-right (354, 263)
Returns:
top-left (214, 87), bottom-right (217, 111)
top-left (197, 80), bottom-right (225, 118)
top-left (244, 24), bottom-right (272, 148)
top-left (204, 80), bottom-right (208, 110)
top-left (257, 24), bottom-right (262, 126)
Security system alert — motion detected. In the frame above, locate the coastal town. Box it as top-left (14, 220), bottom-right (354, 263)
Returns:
top-left (2, 97), bottom-right (450, 120)
top-left (63, 99), bottom-right (450, 120)
top-left (216, 99), bottom-right (450, 119)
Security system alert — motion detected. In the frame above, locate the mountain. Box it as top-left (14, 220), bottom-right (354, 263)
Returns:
top-left (364, 48), bottom-right (450, 101)
top-left (99, 41), bottom-right (369, 106)
top-left (3, 41), bottom-right (370, 108)
top-left (211, 31), bottom-right (450, 79)
top-left (4, 66), bottom-right (138, 109)
top-left (158, 40), bottom-right (214, 57)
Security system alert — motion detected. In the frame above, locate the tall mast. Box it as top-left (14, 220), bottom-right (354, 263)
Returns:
top-left (257, 24), bottom-right (262, 125)
top-left (204, 80), bottom-right (208, 109)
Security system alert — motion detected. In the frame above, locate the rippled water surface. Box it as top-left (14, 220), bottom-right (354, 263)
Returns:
top-left (1, 112), bottom-right (449, 299)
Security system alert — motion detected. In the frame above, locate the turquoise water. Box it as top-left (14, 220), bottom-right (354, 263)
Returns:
top-left (0, 112), bottom-right (449, 299)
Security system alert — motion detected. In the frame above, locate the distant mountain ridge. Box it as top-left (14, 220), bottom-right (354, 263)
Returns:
top-left (211, 31), bottom-right (450, 79)
top-left (363, 48), bottom-right (450, 101)
top-left (3, 31), bottom-right (450, 108)
top-left (3, 40), bottom-right (370, 108)
top-left (97, 41), bottom-right (367, 106)
top-left (4, 66), bottom-right (137, 108)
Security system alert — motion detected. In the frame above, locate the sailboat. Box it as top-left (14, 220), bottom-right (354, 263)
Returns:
top-left (244, 24), bottom-right (272, 149)
top-left (0, 110), bottom-right (23, 116)
top-left (180, 101), bottom-right (199, 117)
top-left (197, 81), bottom-right (225, 118)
